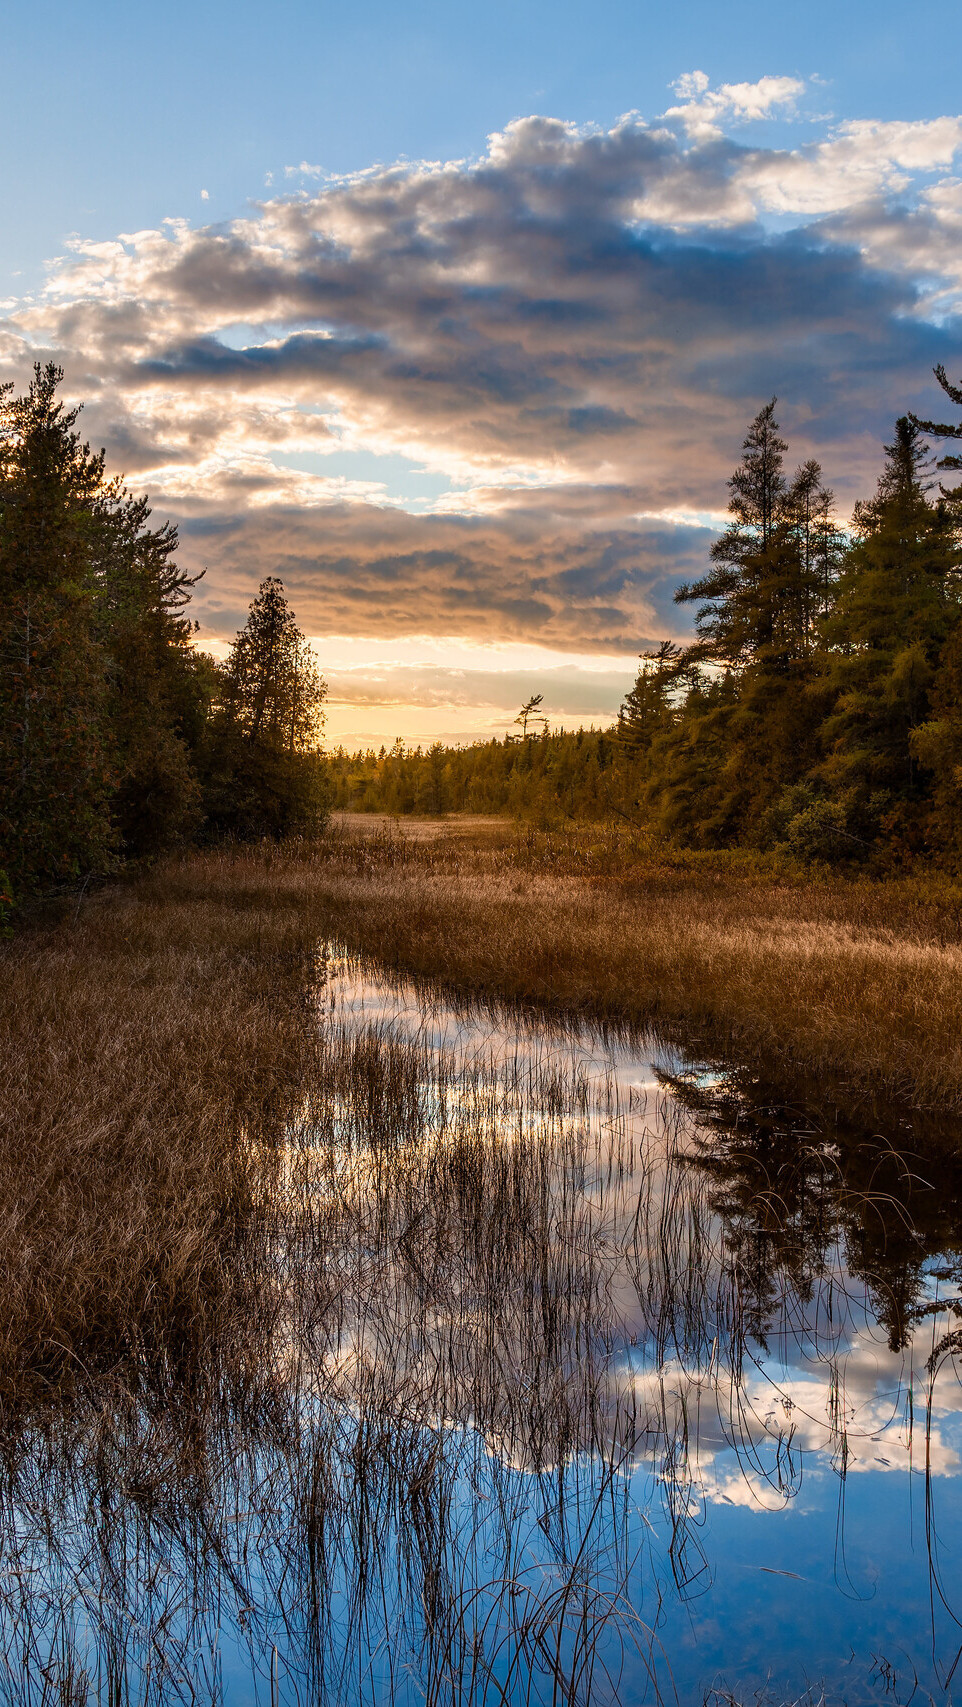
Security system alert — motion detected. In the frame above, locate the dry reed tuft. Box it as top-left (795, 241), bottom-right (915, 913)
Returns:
top-left (0, 867), bottom-right (321, 1406)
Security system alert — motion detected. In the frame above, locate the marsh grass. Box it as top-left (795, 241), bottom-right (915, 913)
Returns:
top-left (0, 868), bottom-right (324, 1407)
top-left (2, 845), bottom-right (961, 1701)
top-left (265, 821), bottom-right (962, 1112)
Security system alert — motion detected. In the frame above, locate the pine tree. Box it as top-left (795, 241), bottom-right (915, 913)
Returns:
top-left (0, 364), bottom-right (115, 893)
top-left (663, 402), bottom-right (838, 842)
top-left (911, 621), bottom-right (962, 863)
top-left (96, 488), bottom-right (213, 856)
top-left (911, 363), bottom-right (962, 504)
top-left (675, 401), bottom-right (834, 675)
top-left (204, 577), bottom-right (329, 839)
top-left (817, 418), bottom-right (960, 855)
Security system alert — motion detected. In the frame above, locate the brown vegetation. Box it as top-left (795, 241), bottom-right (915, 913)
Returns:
top-left (307, 820), bottom-right (962, 1114)
top-left (4, 819), bottom-right (956, 1409)
top-left (0, 868), bottom-right (320, 1406)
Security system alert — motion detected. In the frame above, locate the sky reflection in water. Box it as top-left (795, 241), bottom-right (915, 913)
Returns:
top-left (2, 947), bottom-right (961, 1705)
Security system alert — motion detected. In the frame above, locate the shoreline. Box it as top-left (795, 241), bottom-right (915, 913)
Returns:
top-left (169, 822), bottom-right (962, 1118)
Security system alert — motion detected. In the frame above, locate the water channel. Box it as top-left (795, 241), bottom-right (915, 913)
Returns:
top-left (1, 946), bottom-right (961, 1704)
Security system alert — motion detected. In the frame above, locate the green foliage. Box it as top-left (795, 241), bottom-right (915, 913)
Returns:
top-left (327, 724), bottom-right (619, 824)
top-left (815, 418), bottom-right (959, 854)
top-left (618, 401), bottom-right (962, 866)
top-left (0, 368), bottom-right (331, 896)
top-left (0, 365), bottom-right (117, 892)
top-left (332, 392), bottom-right (962, 873)
top-left (202, 577), bottom-right (329, 840)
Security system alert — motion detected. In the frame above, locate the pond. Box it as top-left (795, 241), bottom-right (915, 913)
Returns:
top-left (2, 947), bottom-right (961, 1705)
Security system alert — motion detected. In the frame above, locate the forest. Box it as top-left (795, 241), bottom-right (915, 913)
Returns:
top-left (333, 381), bottom-right (962, 869)
top-left (0, 364), bottom-right (328, 909)
top-left (5, 360), bottom-right (962, 911)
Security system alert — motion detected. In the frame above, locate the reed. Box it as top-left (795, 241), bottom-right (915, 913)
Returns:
top-left (0, 869), bottom-right (320, 1406)
top-left (1, 838), bottom-right (958, 1701)
top-left (192, 823), bottom-right (962, 1114)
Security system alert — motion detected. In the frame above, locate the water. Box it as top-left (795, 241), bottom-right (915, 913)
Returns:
top-left (2, 946), bottom-right (961, 1704)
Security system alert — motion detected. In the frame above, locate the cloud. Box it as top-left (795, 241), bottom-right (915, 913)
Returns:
top-left (179, 493), bottom-right (710, 651)
top-left (665, 69), bottom-right (806, 139)
top-left (325, 660), bottom-right (633, 717)
top-left (3, 85), bottom-right (962, 660)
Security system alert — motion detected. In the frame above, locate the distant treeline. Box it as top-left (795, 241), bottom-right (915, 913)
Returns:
top-left (327, 728), bottom-right (619, 821)
top-left (336, 378), bottom-right (962, 869)
top-left (0, 365), bottom-right (327, 906)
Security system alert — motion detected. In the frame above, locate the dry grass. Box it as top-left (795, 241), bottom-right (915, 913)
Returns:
top-left (0, 868), bottom-right (322, 1406)
top-left (278, 821), bottom-right (962, 1115)
top-left (4, 822), bottom-right (953, 1411)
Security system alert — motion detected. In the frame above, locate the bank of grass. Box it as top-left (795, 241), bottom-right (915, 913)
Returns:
top-left (0, 871), bottom-right (322, 1407)
top-left (300, 818), bottom-right (962, 1114)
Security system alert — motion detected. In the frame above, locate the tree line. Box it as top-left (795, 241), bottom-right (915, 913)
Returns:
top-left (0, 365), bottom-right (327, 906)
top-left (337, 374), bottom-right (962, 868)
top-left (8, 358), bottom-right (962, 888)
top-left (618, 384), bottom-right (962, 864)
top-left (327, 726), bottom-right (618, 820)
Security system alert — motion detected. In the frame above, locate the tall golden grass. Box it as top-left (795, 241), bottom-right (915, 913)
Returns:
top-left (4, 820), bottom-right (955, 1407)
top-left (299, 822), bottom-right (962, 1115)
top-left (0, 868), bottom-right (320, 1405)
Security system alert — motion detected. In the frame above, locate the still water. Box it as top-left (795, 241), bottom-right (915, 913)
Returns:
top-left (2, 948), bottom-right (961, 1704)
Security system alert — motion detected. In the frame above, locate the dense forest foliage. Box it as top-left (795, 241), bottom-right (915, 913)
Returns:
top-left (6, 360), bottom-right (962, 897)
top-left (334, 380), bottom-right (962, 869)
top-left (327, 727), bottom-right (619, 821)
top-left (0, 365), bottom-right (327, 905)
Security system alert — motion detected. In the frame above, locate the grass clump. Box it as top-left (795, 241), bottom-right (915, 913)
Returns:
top-left (0, 864), bottom-right (320, 1407)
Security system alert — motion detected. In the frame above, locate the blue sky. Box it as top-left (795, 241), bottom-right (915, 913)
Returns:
top-left (4, 1), bottom-right (962, 745)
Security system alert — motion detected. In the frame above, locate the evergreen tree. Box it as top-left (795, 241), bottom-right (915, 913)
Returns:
top-left (817, 418), bottom-right (960, 855)
top-left (911, 363), bottom-right (962, 505)
top-left (0, 364), bottom-right (115, 893)
top-left (204, 577), bottom-right (329, 839)
top-left (911, 621), bottom-right (962, 863)
top-left (675, 402), bottom-right (836, 676)
top-left (662, 402), bottom-right (838, 842)
top-left (96, 488), bottom-right (213, 856)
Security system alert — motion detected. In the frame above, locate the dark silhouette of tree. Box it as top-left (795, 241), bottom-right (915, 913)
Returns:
top-left (204, 577), bottom-right (328, 840)
top-left (0, 365), bottom-right (116, 892)
top-left (910, 363), bottom-right (962, 504)
top-left (514, 694), bottom-right (547, 739)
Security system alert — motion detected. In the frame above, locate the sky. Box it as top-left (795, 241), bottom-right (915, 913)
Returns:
top-left (4, 1), bottom-right (962, 748)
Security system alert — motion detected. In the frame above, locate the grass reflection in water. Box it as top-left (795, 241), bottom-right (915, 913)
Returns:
top-left (2, 945), bottom-right (962, 1706)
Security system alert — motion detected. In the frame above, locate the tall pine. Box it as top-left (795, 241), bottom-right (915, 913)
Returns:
top-left (204, 577), bottom-right (328, 839)
top-left (0, 365), bottom-right (114, 893)
top-left (817, 418), bottom-right (960, 856)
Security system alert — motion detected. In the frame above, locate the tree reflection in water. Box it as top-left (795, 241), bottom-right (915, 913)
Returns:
top-left (1, 949), bottom-right (961, 1706)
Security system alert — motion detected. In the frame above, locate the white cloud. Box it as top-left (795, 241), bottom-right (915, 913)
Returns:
top-left (665, 69), bottom-right (806, 139)
top-left (3, 88), bottom-right (962, 655)
top-left (740, 115), bottom-right (962, 218)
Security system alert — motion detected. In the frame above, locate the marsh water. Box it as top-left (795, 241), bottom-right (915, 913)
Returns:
top-left (4, 946), bottom-right (962, 1705)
